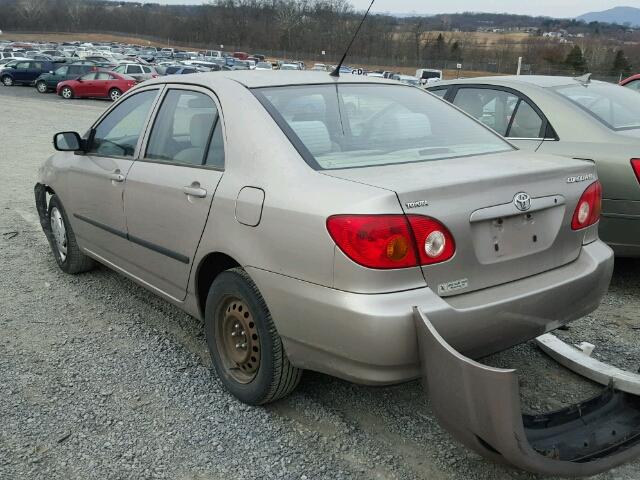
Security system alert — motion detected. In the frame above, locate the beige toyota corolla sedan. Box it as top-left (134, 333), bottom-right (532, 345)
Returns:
top-left (36, 72), bottom-right (640, 475)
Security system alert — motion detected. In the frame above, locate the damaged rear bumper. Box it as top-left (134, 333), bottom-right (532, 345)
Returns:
top-left (414, 307), bottom-right (640, 476)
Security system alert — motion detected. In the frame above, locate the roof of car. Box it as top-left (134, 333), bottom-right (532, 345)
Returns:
top-left (436, 75), bottom-right (609, 89)
top-left (173, 70), bottom-right (399, 88)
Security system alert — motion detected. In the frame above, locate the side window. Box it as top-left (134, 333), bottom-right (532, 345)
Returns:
top-left (145, 89), bottom-right (218, 166)
top-left (55, 66), bottom-right (69, 76)
top-left (145, 90), bottom-right (218, 165)
top-left (624, 80), bottom-right (640, 92)
top-left (453, 88), bottom-right (518, 136)
top-left (95, 72), bottom-right (111, 80)
top-left (113, 65), bottom-right (126, 74)
top-left (429, 88), bottom-right (448, 98)
top-left (88, 90), bottom-right (157, 157)
top-left (142, 66), bottom-right (151, 73)
top-left (127, 65), bottom-right (143, 74)
top-left (16, 62), bottom-right (30, 69)
top-left (80, 72), bottom-right (96, 81)
top-left (205, 118), bottom-right (225, 168)
top-left (32, 62), bottom-right (42, 70)
top-left (507, 100), bottom-right (544, 138)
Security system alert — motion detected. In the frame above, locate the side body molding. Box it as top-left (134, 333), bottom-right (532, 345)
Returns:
top-left (413, 307), bottom-right (640, 476)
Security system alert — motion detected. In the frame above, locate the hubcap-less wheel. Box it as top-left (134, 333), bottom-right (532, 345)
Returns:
top-left (36, 82), bottom-right (47, 93)
top-left (61, 87), bottom-right (72, 99)
top-left (50, 207), bottom-right (68, 262)
top-left (2, 76), bottom-right (13, 86)
top-left (109, 89), bottom-right (121, 101)
top-left (216, 296), bottom-right (261, 384)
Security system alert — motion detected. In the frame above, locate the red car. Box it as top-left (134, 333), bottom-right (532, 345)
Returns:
top-left (56, 70), bottom-right (137, 101)
top-left (620, 74), bottom-right (640, 92)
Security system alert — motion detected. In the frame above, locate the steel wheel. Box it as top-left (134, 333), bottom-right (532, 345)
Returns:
top-left (215, 296), bottom-right (261, 384)
top-left (36, 81), bottom-right (48, 93)
top-left (109, 88), bottom-right (121, 101)
top-left (50, 206), bottom-right (68, 262)
top-left (61, 87), bottom-right (73, 99)
top-left (2, 76), bottom-right (13, 86)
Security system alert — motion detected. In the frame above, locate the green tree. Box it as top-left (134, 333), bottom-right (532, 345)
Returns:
top-left (610, 49), bottom-right (632, 78)
top-left (565, 45), bottom-right (587, 74)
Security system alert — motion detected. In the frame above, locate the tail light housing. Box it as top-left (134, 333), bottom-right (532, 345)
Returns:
top-left (632, 159), bottom-right (640, 184)
top-left (326, 214), bottom-right (455, 270)
top-left (571, 181), bottom-right (602, 230)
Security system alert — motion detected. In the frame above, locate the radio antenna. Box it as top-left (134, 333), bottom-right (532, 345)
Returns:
top-left (330, 0), bottom-right (376, 77)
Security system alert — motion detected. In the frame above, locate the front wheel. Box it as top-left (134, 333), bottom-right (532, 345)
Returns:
top-left (2, 75), bottom-right (13, 86)
top-left (60, 86), bottom-right (73, 99)
top-left (109, 88), bottom-right (122, 102)
top-left (47, 195), bottom-right (95, 274)
top-left (36, 81), bottom-right (48, 93)
top-left (205, 268), bottom-right (302, 405)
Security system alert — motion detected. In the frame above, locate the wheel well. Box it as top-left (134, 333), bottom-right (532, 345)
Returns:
top-left (196, 252), bottom-right (240, 318)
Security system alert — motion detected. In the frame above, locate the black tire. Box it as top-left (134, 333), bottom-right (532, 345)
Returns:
top-left (205, 268), bottom-right (302, 405)
top-left (2, 75), bottom-right (13, 86)
top-left (60, 86), bottom-right (73, 99)
top-left (109, 88), bottom-right (122, 102)
top-left (47, 195), bottom-right (95, 274)
top-left (36, 81), bottom-right (48, 93)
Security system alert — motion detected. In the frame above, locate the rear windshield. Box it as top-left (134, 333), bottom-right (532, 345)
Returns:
top-left (254, 84), bottom-right (512, 170)
top-left (552, 82), bottom-right (640, 131)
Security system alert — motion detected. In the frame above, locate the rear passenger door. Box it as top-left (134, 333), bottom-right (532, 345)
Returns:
top-left (450, 86), bottom-right (550, 152)
top-left (122, 86), bottom-right (226, 300)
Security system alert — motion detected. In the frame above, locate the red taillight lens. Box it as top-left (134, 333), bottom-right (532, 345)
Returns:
top-left (571, 181), bottom-right (602, 230)
top-left (326, 214), bottom-right (455, 269)
top-left (632, 159), bottom-right (640, 184)
top-left (406, 215), bottom-right (456, 265)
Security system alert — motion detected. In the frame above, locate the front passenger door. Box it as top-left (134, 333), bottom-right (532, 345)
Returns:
top-left (67, 88), bottom-right (160, 263)
top-left (122, 86), bottom-right (226, 300)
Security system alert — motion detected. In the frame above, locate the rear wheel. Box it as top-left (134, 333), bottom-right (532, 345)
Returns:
top-left (60, 86), bottom-right (73, 99)
top-left (2, 75), bottom-right (13, 86)
top-left (47, 195), bottom-right (95, 274)
top-left (36, 81), bottom-right (48, 93)
top-left (205, 268), bottom-right (302, 405)
top-left (109, 88), bottom-right (122, 102)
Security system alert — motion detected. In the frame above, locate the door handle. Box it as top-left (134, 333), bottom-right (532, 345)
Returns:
top-left (183, 183), bottom-right (207, 198)
top-left (109, 170), bottom-right (125, 182)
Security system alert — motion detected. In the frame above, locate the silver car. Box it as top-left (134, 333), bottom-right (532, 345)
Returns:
top-left (36, 72), bottom-right (636, 475)
top-left (427, 75), bottom-right (640, 257)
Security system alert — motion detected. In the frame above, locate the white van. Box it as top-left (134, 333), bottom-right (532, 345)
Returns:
top-left (416, 68), bottom-right (443, 85)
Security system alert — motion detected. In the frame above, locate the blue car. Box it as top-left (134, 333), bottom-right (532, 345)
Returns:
top-left (1, 59), bottom-right (59, 86)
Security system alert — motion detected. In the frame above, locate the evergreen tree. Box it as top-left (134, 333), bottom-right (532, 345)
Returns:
top-left (610, 50), bottom-right (632, 78)
top-left (565, 45), bottom-right (588, 74)
top-left (450, 41), bottom-right (462, 61)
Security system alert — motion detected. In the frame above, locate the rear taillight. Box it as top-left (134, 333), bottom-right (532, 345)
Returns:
top-left (571, 181), bottom-right (602, 230)
top-left (326, 214), bottom-right (455, 269)
top-left (632, 159), bottom-right (640, 184)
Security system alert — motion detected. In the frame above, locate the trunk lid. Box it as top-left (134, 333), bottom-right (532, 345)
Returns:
top-left (324, 151), bottom-right (598, 296)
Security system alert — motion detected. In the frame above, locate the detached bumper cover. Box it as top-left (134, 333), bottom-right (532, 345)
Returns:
top-left (414, 308), bottom-right (640, 476)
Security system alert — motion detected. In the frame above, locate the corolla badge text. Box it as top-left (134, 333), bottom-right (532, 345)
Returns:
top-left (567, 173), bottom-right (594, 184)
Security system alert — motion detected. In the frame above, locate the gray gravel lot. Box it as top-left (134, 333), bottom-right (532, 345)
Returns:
top-left (1, 85), bottom-right (639, 480)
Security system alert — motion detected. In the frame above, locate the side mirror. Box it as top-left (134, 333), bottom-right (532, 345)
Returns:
top-left (49, 70), bottom-right (54, 74)
top-left (53, 132), bottom-right (83, 152)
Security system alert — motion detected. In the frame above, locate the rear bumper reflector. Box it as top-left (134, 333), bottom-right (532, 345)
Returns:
top-left (414, 307), bottom-right (640, 476)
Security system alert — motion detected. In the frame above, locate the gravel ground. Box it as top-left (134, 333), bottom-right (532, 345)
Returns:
top-left (1, 85), bottom-right (639, 480)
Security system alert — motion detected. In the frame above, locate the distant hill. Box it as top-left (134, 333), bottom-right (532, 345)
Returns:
top-left (577, 6), bottom-right (640, 27)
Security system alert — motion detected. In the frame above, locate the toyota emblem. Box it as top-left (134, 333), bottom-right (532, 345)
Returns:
top-left (514, 192), bottom-right (531, 211)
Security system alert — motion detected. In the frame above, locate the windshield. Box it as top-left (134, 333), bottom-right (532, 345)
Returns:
top-left (254, 84), bottom-right (513, 170)
top-left (552, 82), bottom-right (640, 131)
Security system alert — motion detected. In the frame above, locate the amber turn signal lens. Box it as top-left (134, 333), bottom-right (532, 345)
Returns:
top-left (386, 235), bottom-right (410, 261)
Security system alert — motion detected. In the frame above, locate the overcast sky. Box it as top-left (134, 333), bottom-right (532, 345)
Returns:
top-left (132, 1), bottom-right (634, 18)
